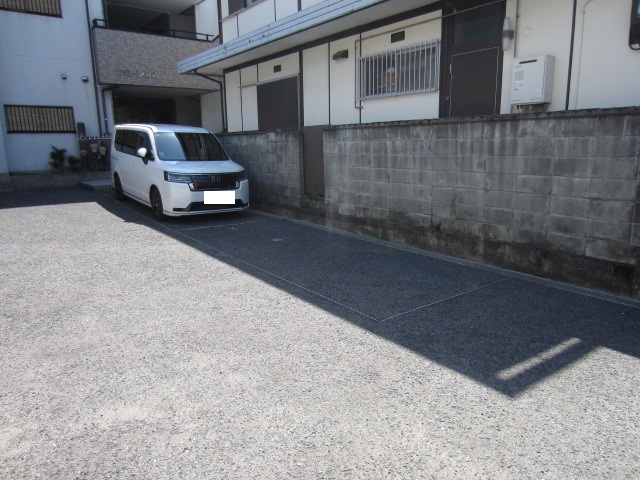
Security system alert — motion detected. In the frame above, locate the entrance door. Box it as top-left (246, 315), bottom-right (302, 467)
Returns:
top-left (441, 1), bottom-right (504, 117)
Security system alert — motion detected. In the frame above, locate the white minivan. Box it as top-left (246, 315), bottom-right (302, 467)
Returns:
top-left (110, 124), bottom-right (249, 220)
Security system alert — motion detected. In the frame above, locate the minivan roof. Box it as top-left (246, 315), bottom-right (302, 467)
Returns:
top-left (114, 124), bottom-right (210, 134)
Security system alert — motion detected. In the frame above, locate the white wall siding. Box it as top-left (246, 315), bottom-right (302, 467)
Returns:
top-left (276, 0), bottom-right (298, 21)
top-left (238, 1), bottom-right (275, 37)
top-left (511, 0), bottom-right (574, 112)
top-left (359, 12), bottom-right (440, 56)
top-left (241, 86), bottom-right (259, 131)
top-left (303, 45), bottom-right (330, 126)
top-left (196, 0), bottom-right (219, 38)
top-left (226, 70), bottom-right (243, 132)
top-left (222, 14), bottom-right (239, 41)
top-left (201, 92), bottom-right (224, 133)
top-left (329, 37), bottom-right (360, 125)
top-left (301, 0), bottom-right (325, 8)
top-left (257, 53), bottom-right (300, 83)
top-left (570, 0), bottom-right (640, 109)
top-left (240, 66), bottom-right (259, 131)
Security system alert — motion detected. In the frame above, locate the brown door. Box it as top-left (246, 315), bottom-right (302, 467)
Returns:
top-left (441, 1), bottom-right (504, 117)
top-left (257, 76), bottom-right (299, 131)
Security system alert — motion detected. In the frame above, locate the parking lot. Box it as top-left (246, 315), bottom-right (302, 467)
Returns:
top-left (1, 187), bottom-right (639, 479)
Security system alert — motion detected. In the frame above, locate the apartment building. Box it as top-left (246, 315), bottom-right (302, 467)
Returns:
top-left (178, 0), bottom-right (640, 295)
top-left (0, 0), bottom-right (220, 180)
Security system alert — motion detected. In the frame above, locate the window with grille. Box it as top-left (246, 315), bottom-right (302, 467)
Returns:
top-left (0, 0), bottom-right (62, 17)
top-left (358, 40), bottom-right (440, 100)
top-left (5, 105), bottom-right (76, 133)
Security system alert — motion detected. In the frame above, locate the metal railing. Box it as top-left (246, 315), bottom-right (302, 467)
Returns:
top-left (0, 0), bottom-right (61, 16)
top-left (92, 19), bottom-right (218, 43)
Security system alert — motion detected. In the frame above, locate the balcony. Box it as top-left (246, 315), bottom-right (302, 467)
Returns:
top-left (92, 20), bottom-right (219, 92)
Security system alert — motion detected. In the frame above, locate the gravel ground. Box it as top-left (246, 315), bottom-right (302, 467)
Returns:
top-left (1, 187), bottom-right (639, 479)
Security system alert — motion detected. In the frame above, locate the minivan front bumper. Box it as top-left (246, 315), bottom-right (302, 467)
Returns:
top-left (161, 179), bottom-right (250, 216)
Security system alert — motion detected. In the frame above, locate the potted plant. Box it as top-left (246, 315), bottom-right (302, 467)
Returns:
top-left (49, 146), bottom-right (67, 172)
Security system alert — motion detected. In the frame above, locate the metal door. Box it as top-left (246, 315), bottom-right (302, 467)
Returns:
top-left (441, 1), bottom-right (504, 117)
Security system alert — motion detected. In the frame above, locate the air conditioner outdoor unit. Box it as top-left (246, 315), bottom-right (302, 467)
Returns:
top-left (511, 54), bottom-right (555, 105)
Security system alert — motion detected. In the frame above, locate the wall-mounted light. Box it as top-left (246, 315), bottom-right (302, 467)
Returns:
top-left (81, 76), bottom-right (89, 83)
top-left (332, 49), bottom-right (349, 60)
top-left (502, 17), bottom-right (515, 51)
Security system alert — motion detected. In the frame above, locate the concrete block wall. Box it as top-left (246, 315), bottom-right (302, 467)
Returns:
top-left (216, 109), bottom-right (640, 296)
top-left (324, 109), bottom-right (640, 295)
top-left (219, 131), bottom-right (303, 208)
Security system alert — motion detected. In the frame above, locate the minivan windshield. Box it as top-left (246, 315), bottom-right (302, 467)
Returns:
top-left (154, 132), bottom-right (229, 161)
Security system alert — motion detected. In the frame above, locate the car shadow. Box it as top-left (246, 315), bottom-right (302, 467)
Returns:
top-left (88, 191), bottom-right (640, 397)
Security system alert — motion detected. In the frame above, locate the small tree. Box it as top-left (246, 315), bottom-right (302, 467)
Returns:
top-left (49, 146), bottom-right (67, 172)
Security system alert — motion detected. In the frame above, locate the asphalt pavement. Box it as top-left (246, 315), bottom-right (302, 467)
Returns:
top-left (1, 187), bottom-right (639, 479)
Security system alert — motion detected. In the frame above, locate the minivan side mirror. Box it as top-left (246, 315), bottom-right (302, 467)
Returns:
top-left (137, 147), bottom-right (154, 163)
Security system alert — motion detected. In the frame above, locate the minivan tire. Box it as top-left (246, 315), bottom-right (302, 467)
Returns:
top-left (114, 174), bottom-right (125, 201)
top-left (150, 187), bottom-right (166, 221)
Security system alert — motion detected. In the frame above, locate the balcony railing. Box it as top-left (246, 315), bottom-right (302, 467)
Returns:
top-left (92, 19), bottom-right (218, 43)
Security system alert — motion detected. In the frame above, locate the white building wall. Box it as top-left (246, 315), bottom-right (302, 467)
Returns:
top-left (202, 92), bottom-right (224, 133)
top-left (570, 0), bottom-right (640, 109)
top-left (509, 0), bottom-right (574, 112)
top-left (0, 0), bottom-right (101, 172)
top-left (504, 0), bottom-right (639, 112)
top-left (257, 53), bottom-right (299, 83)
top-left (226, 70), bottom-right (243, 132)
top-left (303, 45), bottom-right (330, 126)
top-left (329, 36), bottom-right (360, 125)
top-left (196, 0), bottom-right (219, 38)
top-left (276, 0), bottom-right (298, 21)
top-left (240, 67), bottom-right (259, 131)
top-left (301, 0), bottom-right (325, 8)
top-left (238, 1), bottom-right (275, 37)
top-left (218, 0), bottom-right (640, 132)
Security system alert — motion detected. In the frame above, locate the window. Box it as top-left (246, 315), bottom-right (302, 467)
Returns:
top-left (358, 40), bottom-right (440, 100)
top-left (228, 0), bottom-right (259, 15)
top-left (154, 132), bottom-right (228, 161)
top-left (5, 105), bottom-right (75, 133)
top-left (0, 0), bottom-right (62, 17)
top-left (114, 130), bottom-right (150, 156)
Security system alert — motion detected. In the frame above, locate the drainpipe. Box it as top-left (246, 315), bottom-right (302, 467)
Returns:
top-left (565, 0), bottom-right (578, 110)
top-left (84, 0), bottom-right (104, 136)
top-left (100, 86), bottom-right (118, 135)
top-left (194, 69), bottom-right (227, 132)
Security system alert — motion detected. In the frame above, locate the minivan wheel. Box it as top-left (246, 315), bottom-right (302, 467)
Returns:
top-left (150, 187), bottom-right (165, 221)
top-left (114, 174), bottom-right (125, 201)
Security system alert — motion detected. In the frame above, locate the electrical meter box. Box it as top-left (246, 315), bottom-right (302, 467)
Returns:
top-left (511, 54), bottom-right (555, 105)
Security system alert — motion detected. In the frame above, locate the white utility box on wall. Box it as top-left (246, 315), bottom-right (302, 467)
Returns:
top-left (511, 54), bottom-right (555, 105)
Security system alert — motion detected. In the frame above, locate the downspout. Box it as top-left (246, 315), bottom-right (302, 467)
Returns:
top-left (101, 86), bottom-right (118, 134)
top-left (84, 0), bottom-right (104, 135)
top-left (565, 0), bottom-right (578, 110)
top-left (194, 69), bottom-right (227, 132)
top-left (216, 0), bottom-right (223, 44)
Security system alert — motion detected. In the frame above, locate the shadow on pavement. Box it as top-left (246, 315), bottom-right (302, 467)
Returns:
top-left (5, 188), bottom-right (638, 398)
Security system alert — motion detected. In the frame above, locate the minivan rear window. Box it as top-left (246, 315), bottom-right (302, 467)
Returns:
top-left (154, 132), bottom-right (229, 161)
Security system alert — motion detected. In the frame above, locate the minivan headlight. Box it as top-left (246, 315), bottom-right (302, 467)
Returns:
top-left (164, 172), bottom-right (192, 183)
